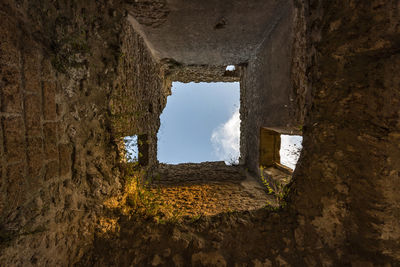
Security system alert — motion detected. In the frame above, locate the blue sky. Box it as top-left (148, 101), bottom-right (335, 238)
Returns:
top-left (157, 82), bottom-right (240, 164)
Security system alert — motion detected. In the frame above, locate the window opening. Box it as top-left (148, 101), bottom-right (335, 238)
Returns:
top-left (259, 128), bottom-right (302, 171)
top-left (225, 65), bottom-right (235, 71)
top-left (157, 82), bottom-right (240, 164)
top-left (123, 134), bottom-right (149, 166)
top-left (280, 134), bottom-right (302, 170)
top-left (124, 135), bottom-right (138, 162)
top-left (259, 128), bottom-right (302, 207)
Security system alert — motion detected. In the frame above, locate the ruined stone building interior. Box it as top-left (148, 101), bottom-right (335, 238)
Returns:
top-left (0, 0), bottom-right (399, 266)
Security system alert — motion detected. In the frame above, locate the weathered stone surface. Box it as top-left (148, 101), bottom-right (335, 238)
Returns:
top-left (26, 137), bottom-right (43, 179)
top-left (125, 0), bottom-right (170, 28)
top-left (42, 81), bottom-right (56, 121)
top-left (58, 143), bottom-right (72, 176)
top-left (289, 0), bottom-right (400, 264)
top-left (126, 0), bottom-right (292, 65)
top-left (240, 0), bottom-right (299, 174)
top-left (1, 0), bottom-right (399, 266)
top-left (0, 13), bottom-right (21, 67)
top-left (148, 175), bottom-right (273, 217)
top-left (0, 13), bottom-right (22, 114)
top-left (164, 63), bottom-right (240, 83)
top-left (111, 21), bottom-right (170, 168)
top-left (0, 1), bottom-right (126, 265)
top-left (43, 122), bottom-right (58, 160)
top-left (192, 251), bottom-right (227, 267)
top-left (1, 65), bottom-right (22, 113)
top-left (44, 160), bottom-right (58, 182)
top-left (5, 162), bottom-right (26, 210)
top-left (2, 116), bottom-right (25, 163)
top-left (23, 46), bottom-right (42, 94)
top-left (24, 94), bottom-right (41, 137)
top-left (155, 162), bottom-right (245, 184)
top-left (77, 209), bottom-right (298, 266)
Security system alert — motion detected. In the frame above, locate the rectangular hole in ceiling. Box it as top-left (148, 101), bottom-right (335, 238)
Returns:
top-left (157, 81), bottom-right (240, 165)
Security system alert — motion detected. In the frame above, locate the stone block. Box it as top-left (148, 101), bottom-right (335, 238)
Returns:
top-left (27, 137), bottom-right (44, 179)
top-left (24, 94), bottom-right (41, 137)
top-left (6, 162), bottom-right (26, 205)
top-left (0, 162), bottom-right (3, 215)
top-left (43, 81), bottom-right (57, 120)
top-left (3, 116), bottom-right (25, 162)
top-left (0, 161), bottom-right (3, 186)
top-left (59, 143), bottom-right (72, 176)
top-left (0, 41), bottom-right (20, 67)
top-left (0, 14), bottom-right (20, 67)
top-left (41, 59), bottom-right (54, 81)
top-left (44, 160), bottom-right (59, 181)
top-left (1, 65), bottom-right (22, 113)
top-left (43, 122), bottom-right (58, 160)
top-left (0, 119), bottom-right (3, 157)
top-left (23, 48), bottom-right (42, 94)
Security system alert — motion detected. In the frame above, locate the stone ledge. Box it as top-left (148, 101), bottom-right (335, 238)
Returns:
top-left (153, 161), bottom-right (245, 185)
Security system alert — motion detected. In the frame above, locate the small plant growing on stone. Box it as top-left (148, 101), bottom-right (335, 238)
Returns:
top-left (123, 161), bottom-right (161, 218)
top-left (259, 166), bottom-right (290, 208)
top-left (121, 141), bottom-right (185, 223)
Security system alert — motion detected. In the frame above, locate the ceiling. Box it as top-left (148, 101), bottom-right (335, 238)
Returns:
top-left (126, 0), bottom-right (291, 65)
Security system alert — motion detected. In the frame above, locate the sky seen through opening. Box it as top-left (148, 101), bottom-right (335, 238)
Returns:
top-left (158, 82), bottom-right (240, 164)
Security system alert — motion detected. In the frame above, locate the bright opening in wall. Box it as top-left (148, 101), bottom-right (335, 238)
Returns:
top-left (225, 65), bottom-right (235, 71)
top-left (259, 128), bottom-right (302, 171)
top-left (124, 135), bottom-right (138, 162)
top-left (124, 134), bottom-right (149, 166)
top-left (158, 82), bottom-right (240, 164)
top-left (280, 135), bottom-right (302, 170)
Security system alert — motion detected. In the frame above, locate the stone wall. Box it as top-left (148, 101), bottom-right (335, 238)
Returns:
top-left (163, 63), bottom-right (240, 83)
top-left (154, 162), bottom-right (244, 185)
top-left (0, 0), bottom-right (171, 265)
top-left (78, 210), bottom-right (299, 266)
top-left (0, 1), bottom-right (127, 264)
top-left (240, 0), bottom-right (299, 174)
top-left (0, 0), bottom-right (173, 261)
top-left (111, 22), bottom-right (170, 168)
top-left (290, 0), bottom-right (400, 264)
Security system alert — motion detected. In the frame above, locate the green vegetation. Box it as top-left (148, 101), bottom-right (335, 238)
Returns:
top-left (123, 165), bottom-right (184, 223)
top-left (298, 124), bottom-right (303, 131)
top-left (116, 143), bottom-right (183, 224)
top-left (259, 166), bottom-right (290, 209)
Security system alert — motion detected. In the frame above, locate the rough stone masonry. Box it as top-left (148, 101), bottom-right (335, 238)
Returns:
top-left (0, 0), bottom-right (399, 266)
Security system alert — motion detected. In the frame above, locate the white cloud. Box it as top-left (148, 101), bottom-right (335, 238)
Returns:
top-left (211, 107), bottom-right (240, 164)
